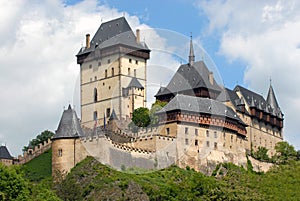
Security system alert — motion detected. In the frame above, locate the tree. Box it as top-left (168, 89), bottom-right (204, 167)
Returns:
top-left (273, 141), bottom-right (297, 164)
top-left (23, 130), bottom-right (54, 152)
top-left (253, 147), bottom-right (270, 162)
top-left (132, 107), bottom-right (150, 127)
top-left (0, 164), bottom-right (30, 200)
top-left (149, 100), bottom-right (167, 125)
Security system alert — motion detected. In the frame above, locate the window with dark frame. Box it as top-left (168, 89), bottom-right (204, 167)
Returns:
top-left (106, 108), bottom-right (111, 118)
top-left (94, 88), bottom-right (98, 102)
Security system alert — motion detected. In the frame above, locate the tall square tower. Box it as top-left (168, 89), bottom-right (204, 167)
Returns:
top-left (76, 17), bottom-right (150, 128)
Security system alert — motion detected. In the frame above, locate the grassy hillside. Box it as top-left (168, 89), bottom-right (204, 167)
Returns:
top-left (22, 149), bottom-right (52, 182)
top-left (55, 157), bottom-right (300, 200)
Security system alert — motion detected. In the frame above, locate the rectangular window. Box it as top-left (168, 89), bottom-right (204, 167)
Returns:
top-left (185, 138), bottom-right (189, 145)
top-left (166, 128), bottom-right (170, 135)
top-left (135, 60), bottom-right (138, 65)
top-left (206, 130), bottom-right (209, 137)
top-left (112, 68), bottom-right (114, 76)
top-left (185, 127), bottom-right (188, 134)
top-left (105, 69), bottom-right (107, 78)
top-left (195, 129), bottom-right (198, 136)
top-left (214, 142), bottom-right (218, 150)
top-left (129, 58), bottom-right (132, 63)
top-left (93, 111), bottom-right (98, 121)
top-left (58, 149), bottom-right (62, 157)
top-left (214, 131), bottom-right (217, 138)
top-left (128, 68), bottom-right (131, 75)
top-left (195, 139), bottom-right (198, 146)
top-left (206, 141), bottom-right (210, 147)
top-left (134, 69), bottom-right (137, 77)
top-left (106, 108), bottom-right (111, 118)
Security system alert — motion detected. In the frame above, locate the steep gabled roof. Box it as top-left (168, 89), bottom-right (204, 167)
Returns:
top-left (77, 17), bottom-right (149, 56)
top-left (127, 77), bottom-right (144, 89)
top-left (53, 105), bottom-right (84, 140)
top-left (155, 61), bottom-right (221, 97)
top-left (234, 85), bottom-right (267, 111)
top-left (0, 146), bottom-right (13, 159)
top-left (157, 94), bottom-right (244, 123)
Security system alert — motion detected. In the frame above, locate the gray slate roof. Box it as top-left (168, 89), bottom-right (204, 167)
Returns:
top-left (0, 146), bottom-right (13, 159)
top-left (53, 105), bottom-right (84, 140)
top-left (266, 85), bottom-right (280, 109)
top-left (234, 85), bottom-right (283, 118)
top-left (127, 77), bottom-right (144, 89)
top-left (157, 94), bottom-right (244, 123)
top-left (155, 61), bottom-right (221, 97)
top-left (218, 88), bottom-right (249, 115)
top-left (77, 17), bottom-right (149, 56)
top-left (109, 109), bottom-right (118, 121)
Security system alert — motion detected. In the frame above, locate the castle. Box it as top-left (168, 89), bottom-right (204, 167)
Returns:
top-left (51, 17), bottom-right (283, 177)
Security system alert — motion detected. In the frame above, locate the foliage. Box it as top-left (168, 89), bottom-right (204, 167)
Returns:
top-left (252, 146), bottom-right (270, 162)
top-left (22, 149), bottom-right (52, 181)
top-left (149, 100), bottom-right (167, 125)
top-left (131, 107), bottom-right (151, 127)
top-left (23, 130), bottom-right (54, 152)
top-left (273, 141), bottom-right (297, 164)
top-left (0, 164), bottom-right (30, 200)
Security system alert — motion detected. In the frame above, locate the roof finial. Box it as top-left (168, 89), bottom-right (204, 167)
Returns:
top-left (269, 77), bottom-right (272, 86)
top-left (189, 32), bottom-right (195, 65)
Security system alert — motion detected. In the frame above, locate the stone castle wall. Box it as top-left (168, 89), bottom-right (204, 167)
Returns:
top-left (17, 138), bottom-right (52, 165)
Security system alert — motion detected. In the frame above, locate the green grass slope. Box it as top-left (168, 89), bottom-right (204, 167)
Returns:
top-left (22, 149), bottom-right (52, 182)
top-left (55, 157), bottom-right (300, 201)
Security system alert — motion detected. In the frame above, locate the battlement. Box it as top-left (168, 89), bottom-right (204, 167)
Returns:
top-left (17, 138), bottom-right (52, 164)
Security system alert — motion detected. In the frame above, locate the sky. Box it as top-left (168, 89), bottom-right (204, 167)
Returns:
top-left (1, 0), bottom-right (300, 156)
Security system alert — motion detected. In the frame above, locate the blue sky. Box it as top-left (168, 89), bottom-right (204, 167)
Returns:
top-left (0, 0), bottom-right (300, 155)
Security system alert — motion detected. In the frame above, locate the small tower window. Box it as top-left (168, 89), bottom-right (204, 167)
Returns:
top-left (214, 142), bottom-right (218, 150)
top-left (94, 76), bottom-right (97, 81)
top-left (128, 68), bottom-right (131, 76)
top-left (206, 141), bottom-right (210, 147)
top-left (58, 149), bottom-right (62, 157)
top-left (166, 128), bottom-right (170, 135)
top-left (129, 58), bottom-right (132, 63)
top-left (195, 139), bottom-right (198, 146)
top-left (214, 131), bottom-right (217, 138)
top-left (185, 138), bottom-right (189, 145)
top-left (135, 60), bottom-right (138, 65)
top-left (94, 88), bottom-right (98, 102)
top-left (93, 111), bottom-right (98, 121)
top-left (134, 69), bottom-right (137, 77)
top-left (185, 127), bottom-right (188, 134)
top-left (106, 108), bottom-right (111, 118)
top-left (112, 68), bottom-right (114, 76)
top-left (206, 130), bottom-right (209, 137)
top-left (105, 69), bottom-right (107, 78)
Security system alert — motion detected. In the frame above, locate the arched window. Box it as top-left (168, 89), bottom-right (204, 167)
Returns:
top-left (94, 88), bottom-right (98, 102)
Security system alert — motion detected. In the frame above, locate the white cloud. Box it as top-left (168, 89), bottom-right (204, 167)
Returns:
top-left (0, 0), bottom-right (181, 156)
top-left (197, 0), bottom-right (300, 149)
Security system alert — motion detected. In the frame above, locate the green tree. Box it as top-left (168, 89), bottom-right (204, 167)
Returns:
top-left (132, 107), bottom-right (151, 127)
top-left (253, 146), bottom-right (270, 162)
top-left (23, 130), bottom-right (54, 152)
top-left (150, 100), bottom-right (167, 125)
top-left (0, 164), bottom-right (30, 200)
top-left (273, 141), bottom-right (297, 164)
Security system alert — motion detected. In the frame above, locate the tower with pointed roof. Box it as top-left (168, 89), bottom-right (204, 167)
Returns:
top-left (52, 105), bottom-right (88, 178)
top-left (76, 17), bottom-right (150, 129)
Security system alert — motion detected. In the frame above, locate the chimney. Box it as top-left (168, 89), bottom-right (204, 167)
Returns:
top-left (136, 29), bottom-right (140, 44)
top-left (209, 71), bottom-right (214, 85)
top-left (86, 34), bottom-right (90, 49)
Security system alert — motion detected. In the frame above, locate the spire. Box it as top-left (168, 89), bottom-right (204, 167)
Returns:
top-left (266, 83), bottom-right (279, 110)
top-left (189, 33), bottom-right (195, 65)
